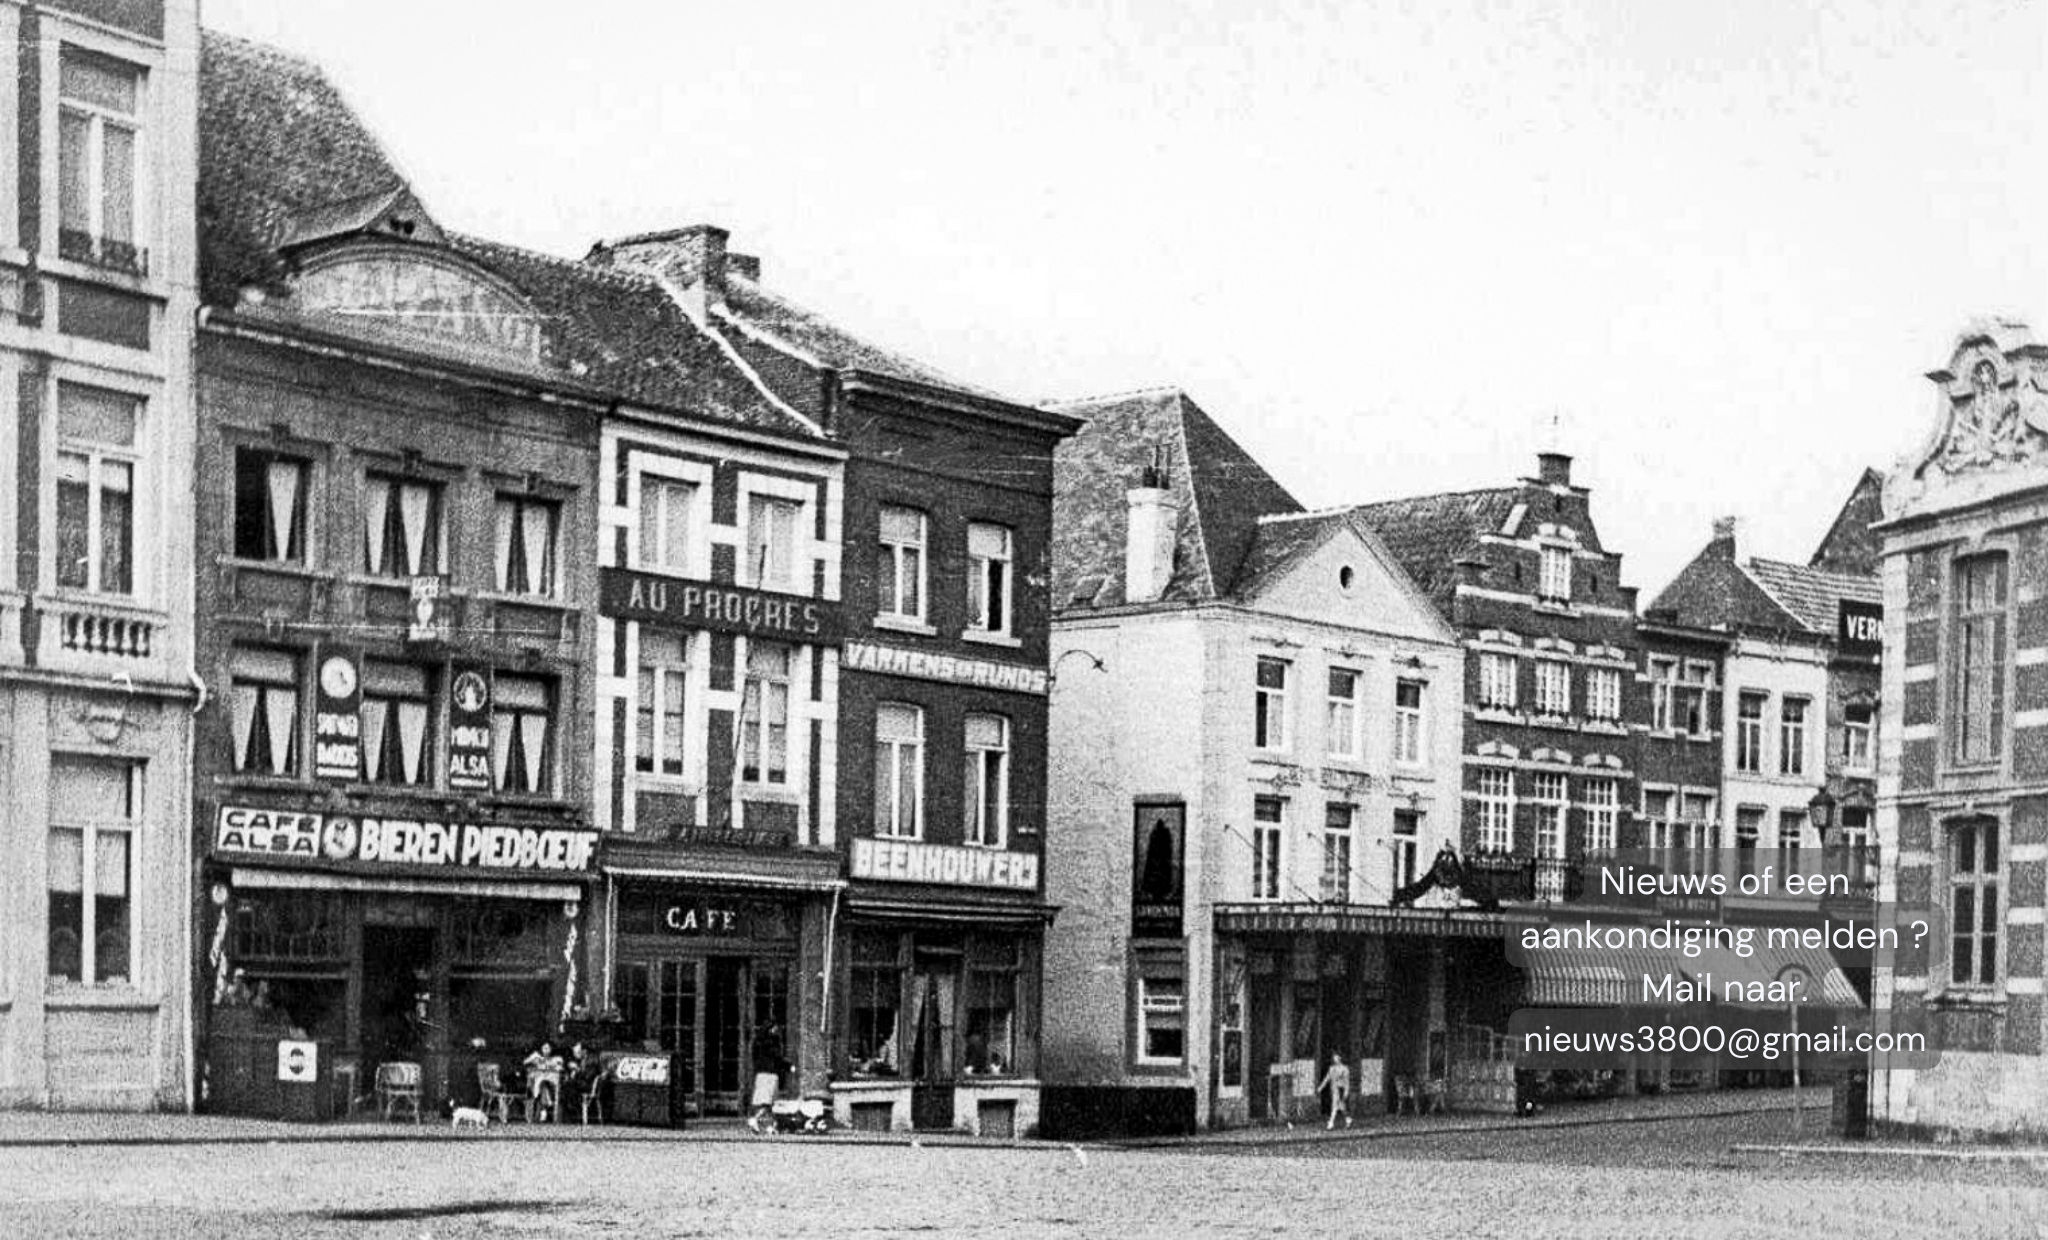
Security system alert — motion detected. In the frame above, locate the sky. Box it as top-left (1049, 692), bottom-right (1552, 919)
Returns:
top-left (203, 0), bottom-right (2048, 593)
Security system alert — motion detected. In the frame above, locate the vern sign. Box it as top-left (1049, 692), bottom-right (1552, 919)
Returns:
top-left (851, 838), bottom-right (1040, 890)
top-left (214, 805), bottom-right (598, 873)
top-left (842, 640), bottom-right (1048, 696)
top-left (1838, 599), bottom-right (1883, 656)
top-left (600, 567), bottom-right (840, 643)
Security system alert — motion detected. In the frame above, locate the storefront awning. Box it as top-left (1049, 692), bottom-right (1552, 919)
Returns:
top-left (1690, 943), bottom-right (1862, 1007)
top-left (1213, 903), bottom-right (1507, 939)
top-left (230, 866), bottom-right (583, 903)
top-left (844, 892), bottom-right (1056, 927)
top-left (605, 866), bottom-right (847, 894)
top-left (1518, 940), bottom-right (1863, 1008)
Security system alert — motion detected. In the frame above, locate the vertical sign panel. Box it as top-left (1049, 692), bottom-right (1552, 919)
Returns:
top-left (312, 647), bottom-right (362, 781)
top-left (1132, 803), bottom-right (1186, 938)
top-left (448, 665), bottom-right (493, 791)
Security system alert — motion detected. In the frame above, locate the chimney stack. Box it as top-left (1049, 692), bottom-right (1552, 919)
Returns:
top-left (1125, 445), bottom-right (1179, 604)
top-left (1710, 516), bottom-right (1738, 558)
top-left (1537, 451), bottom-right (1573, 486)
top-left (586, 224), bottom-right (731, 322)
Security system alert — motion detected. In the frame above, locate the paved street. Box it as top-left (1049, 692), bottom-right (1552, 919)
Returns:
top-left (0, 1102), bottom-right (2041, 1239)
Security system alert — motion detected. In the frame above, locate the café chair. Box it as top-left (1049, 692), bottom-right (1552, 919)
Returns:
top-left (375, 1061), bottom-right (423, 1123)
top-left (1394, 1075), bottom-right (1420, 1115)
top-left (476, 1062), bottom-right (526, 1124)
top-left (1423, 1077), bottom-right (1448, 1114)
top-left (574, 1068), bottom-right (607, 1126)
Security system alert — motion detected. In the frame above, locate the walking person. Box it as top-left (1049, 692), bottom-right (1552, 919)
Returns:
top-left (748, 1022), bottom-right (786, 1133)
top-left (1316, 1052), bottom-right (1352, 1129)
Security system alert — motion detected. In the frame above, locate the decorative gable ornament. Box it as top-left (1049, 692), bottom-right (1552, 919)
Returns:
top-left (1891, 324), bottom-right (2048, 519)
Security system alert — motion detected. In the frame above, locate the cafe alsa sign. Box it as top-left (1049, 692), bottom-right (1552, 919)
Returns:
top-left (214, 805), bottom-right (598, 874)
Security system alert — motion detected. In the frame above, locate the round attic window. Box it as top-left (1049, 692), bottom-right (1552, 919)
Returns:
top-left (1338, 565), bottom-right (1356, 591)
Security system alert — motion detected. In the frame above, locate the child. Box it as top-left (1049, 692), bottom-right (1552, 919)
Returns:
top-left (1316, 1053), bottom-right (1352, 1129)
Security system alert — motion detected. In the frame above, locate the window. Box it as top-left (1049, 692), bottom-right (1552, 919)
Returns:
top-left (228, 647), bottom-right (300, 776)
top-left (1735, 693), bottom-right (1765, 773)
top-left (874, 703), bottom-right (924, 838)
top-left (1539, 546), bottom-right (1572, 603)
top-left (1254, 658), bottom-right (1289, 750)
top-left (639, 477), bottom-right (695, 572)
top-left (1582, 777), bottom-right (1618, 855)
top-left (1477, 768), bottom-right (1513, 853)
top-left (361, 474), bottom-right (443, 578)
top-left (1392, 809), bottom-right (1421, 890)
top-left (1393, 679), bottom-right (1425, 765)
top-left (1779, 698), bottom-right (1808, 776)
top-left (494, 496), bottom-right (559, 597)
top-left (1586, 667), bottom-right (1621, 722)
top-left (878, 506), bottom-right (927, 621)
top-left (746, 494), bottom-right (801, 590)
top-left (1844, 702), bottom-right (1874, 771)
top-left (849, 930), bottom-right (903, 1074)
top-left (739, 642), bottom-right (791, 785)
top-left (1535, 660), bottom-right (1570, 716)
top-left (966, 938), bottom-right (1019, 1074)
top-left (47, 759), bottom-right (139, 986)
top-left (1135, 970), bottom-right (1186, 1065)
top-left (55, 384), bottom-right (138, 595)
top-left (1326, 668), bottom-right (1362, 760)
top-left (1952, 556), bottom-right (2007, 765)
top-left (1948, 819), bottom-right (2000, 988)
top-left (1531, 773), bottom-right (1566, 859)
top-left (1777, 810), bottom-right (1805, 869)
top-left (1651, 658), bottom-right (1709, 735)
top-left (636, 631), bottom-right (688, 777)
top-left (1251, 795), bottom-right (1285, 901)
top-left (967, 522), bottom-right (1012, 636)
top-left (963, 713), bottom-right (1009, 846)
top-left (491, 675), bottom-right (554, 794)
top-left (1735, 807), bottom-right (1762, 879)
top-left (232, 449), bottom-right (309, 563)
top-left (58, 48), bottom-right (142, 266)
top-left (1320, 803), bottom-right (1353, 902)
top-left (1479, 653), bottom-right (1518, 710)
top-left (361, 661), bottom-right (435, 786)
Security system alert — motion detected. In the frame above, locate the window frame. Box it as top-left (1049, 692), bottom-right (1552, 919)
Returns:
top-left (1250, 795), bottom-right (1286, 901)
top-left (360, 472), bottom-right (446, 579)
top-left (1391, 809), bottom-right (1422, 890)
top-left (967, 521), bottom-right (1014, 638)
top-left (1534, 659), bottom-right (1570, 717)
top-left (739, 641), bottom-right (793, 787)
top-left (1476, 768), bottom-right (1513, 854)
top-left (493, 494), bottom-right (560, 599)
top-left (1843, 701), bottom-right (1875, 772)
top-left (57, 45), bottom-right (146, 257)
top-left (1735, 691), bottom-right (1766, 774)
top-left (1253, 657), bottom-right (1290, 752)
top-left (878, 505), bottom-right (929, 623)
top-left (1530, 772), bottom-right (1567, 860)
top-left (1949, 555), bottom-right (2008, 767)
top-left (359, 659), bottom-right (438, 788)
top-left (1325, 666), bottom-right (1363, 761)
top-left (963, 712), bottom-right (1011, 848)
top-left (1586, 666), bottom-right (1621, 723)
top-left (1479, 652), bottom-right (1518, 711)
top-left (1946, 817), bottom-right (2001, 991)
top-left (46, 757), bottom-right (141, 989)
top-left (232, 448), bottom-right (312, 565)
top-left (1393, 678), bottom-right (1426, 766)
top-left (490, 674), bottom-right (557, 796)
top-left (744, 492), bottom-right (803, 592)
top-left (874, 702), bottom-right (925, 840)
top-left (1319, 802), bottom-right (1353, 903)
top-left (1133, 963), bottom-right (1188, 1068)
top-left (635, 629), bottom-right (691, 779)
top-left (1778, 696), bottom-right (1809, 777)
top-left (1538, 545), bottom-right (1572, 604)
top-left (637, 475), bottom-right (699, 575)
top-left (227, 646), bottom-right (302, 777)
top-left (1581, 776), bottom-right (1618, 856)
top-left (54, 382), bottom-right (141, 598)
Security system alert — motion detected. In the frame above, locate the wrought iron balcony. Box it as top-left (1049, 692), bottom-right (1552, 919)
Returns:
top-left (1462, 852), bottom-right (1584, 904)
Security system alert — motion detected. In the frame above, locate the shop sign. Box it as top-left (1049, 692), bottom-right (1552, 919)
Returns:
top-left (600, 567), bottom-right (841, 644)
top-left (611, 1055), bottom-right (670, 1086)
top-left (850, 838), bottom-right (1039, 890)
top-left (842, 639), bottom-right (1048, 696)
top-left (214, 805), bottom-right (599, 873)
top-left (1838, 600), bottom-right (1883, 656)
top-left (277, 1040), bottom-right (318, 1083)
top-left (447, 666), bottom-right (493, 792)
top-left (663, 904), bottom-right (741, 936)
top-left (313, 647), bottom-right (363, 782)
top-left (1131, 803), bottom-right (1185, 938)
top-left (408, 576), bottom-right (449, 643)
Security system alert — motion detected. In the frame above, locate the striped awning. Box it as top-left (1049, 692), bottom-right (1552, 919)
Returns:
top-left (1521, 946), bottom-right (1679, 1007)
top-left (230, 866), bottom-right (582, 903)
top-left (1690, 943), bottom-right (1862, 1007)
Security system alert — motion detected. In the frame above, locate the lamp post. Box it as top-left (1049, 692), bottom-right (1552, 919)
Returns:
top-left (1807, 786), bottom-right (1836, 842)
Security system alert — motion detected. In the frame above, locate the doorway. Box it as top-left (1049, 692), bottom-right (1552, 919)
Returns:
top-left (1247, 964), bottom-right (1283, 1120)
top-left (361, 925), bottom-right (435, 1070)
top-left (909, 949), bottom-right (961, 1130)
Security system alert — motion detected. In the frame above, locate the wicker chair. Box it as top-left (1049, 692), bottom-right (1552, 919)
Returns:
top-left (477, 1062), bottom-right (526, 1123)
top-left (374, 1061), bottom-right (423, 1123)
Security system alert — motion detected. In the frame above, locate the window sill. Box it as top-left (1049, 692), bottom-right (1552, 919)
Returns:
top-left (215, 773), bottom-right (323, 793)
top-left (1928, 990), bottom-right (2007, 1012)
top-left (1389, 764), bottom-right (1432, 780)
top-left (43, 987), bottom-right (158, 1012)
top-left (737, 784), bottom-right (802, 804)
top-left (962, 630), bottom-right (1023, 649)
top-left (873, 615), bottom-right (937, 637)
top-left (1249, 750), bottom-right (1296, 764)
top-left (473, 589), bottom-right (570, 610)
top-left (40, 254), bottom-right (164, 299)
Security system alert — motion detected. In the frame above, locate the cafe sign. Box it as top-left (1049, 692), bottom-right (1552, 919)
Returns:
top-left (851, 838), bottom-right (1040, 890)
top-left (600, 567), bottom-right (841, 643)
top-left (214, 805), bottom-right (598, 874)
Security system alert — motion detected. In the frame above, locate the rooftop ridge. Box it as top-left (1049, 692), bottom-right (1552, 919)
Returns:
top-left (1047, 385), bottom-right (1186, 410)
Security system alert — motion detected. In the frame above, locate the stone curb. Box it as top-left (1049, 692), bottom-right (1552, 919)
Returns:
top-left (0, 1122), bottom-right (1083, 1153)
top-left (1110, 1100), bottom-right (1802, 1151)
top-left (1728, 1142), bottom-right (2048, 1163)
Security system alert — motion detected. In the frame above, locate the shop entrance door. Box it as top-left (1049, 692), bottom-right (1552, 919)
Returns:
top-left (1247, 965), bottom-right (1283, 1120)
top-left (361, 925), bottom-right (435, 1072)
top-left (703, 957), bottom-right (747, 1115)
top-left (909, 949), bottom-right (960, 1130)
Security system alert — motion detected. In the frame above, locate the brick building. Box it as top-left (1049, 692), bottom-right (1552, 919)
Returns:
top-left (1873, 319), bottom-right (2048, 1137)
top-left (1, 0), bottom-right (200, 1110)
top-left (631, 226), bottom-right (1078, 1134)
top-left (1043, 389), bottom-right (1469, 1133)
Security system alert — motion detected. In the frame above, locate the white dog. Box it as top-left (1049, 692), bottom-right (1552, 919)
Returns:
top-left (450, 1104), bottom-right (490, 1130)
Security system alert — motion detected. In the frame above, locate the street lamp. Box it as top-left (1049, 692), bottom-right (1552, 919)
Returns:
top-left (1806, 787), bottom-right (1837, 840)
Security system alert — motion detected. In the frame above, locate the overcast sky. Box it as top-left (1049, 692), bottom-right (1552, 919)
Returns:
top-left (205, 0), bottom-right (2048, 593)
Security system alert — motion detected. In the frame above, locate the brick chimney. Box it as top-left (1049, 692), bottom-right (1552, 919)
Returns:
top-left (1710, 516), bottom-right (1738, 559)
top-left (1125, 446), bottom-right (1179, 604)
top-left (586, 224), bottom-right (730, 322)
top-left (1536, 451), bottom-right (1572, 486)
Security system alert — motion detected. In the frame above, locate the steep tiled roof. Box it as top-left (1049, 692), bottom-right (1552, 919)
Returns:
top-left (721, 275), bottom-right (1008, 401)
top-left (197, 31), bottom-right (813, 438)
top-left (1743, 558), bottom-right (1881, 636)
top-left (1051, 389), bottom-right (1301, 609)
top-left (1347, 488), bottom-right (1523, 618)
top-left (1809, 468), bottom-right (1886, 576)
top-left (1647, 534), bottom-right (1801, 633)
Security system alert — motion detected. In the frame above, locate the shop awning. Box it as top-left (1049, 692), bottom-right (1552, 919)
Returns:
top-left (1690, 943), bottom-right (1862, 1007)
top-left (1213, 903), bottom-right (1507, 939)
top-left (230, 867), bottom-right (583, 903)
top-left (606, 866), bottom-right (847, 894)
top-left (1517, 940), bottom-right (1862, 1008)
top-left (844, 892), bottom-right (1056, 926)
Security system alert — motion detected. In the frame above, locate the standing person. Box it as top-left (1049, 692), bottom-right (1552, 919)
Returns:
top-left (748, 1023), bottom-right (785, 1133)
top-left (1316, 1052), bottom-right (1352, 1129)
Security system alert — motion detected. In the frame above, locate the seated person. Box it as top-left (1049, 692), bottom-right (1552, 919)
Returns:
top-left (524, 1041), bottom-right (566, 1119)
